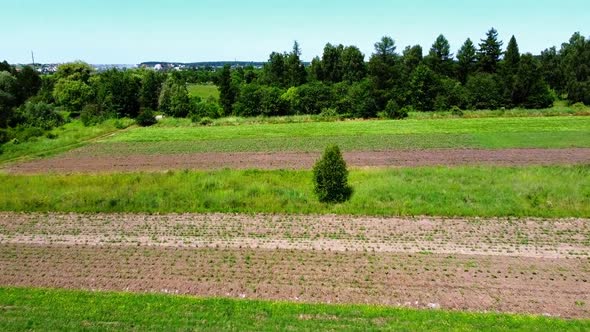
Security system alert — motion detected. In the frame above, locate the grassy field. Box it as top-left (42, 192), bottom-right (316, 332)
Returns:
top-left (1, 166), bottom-right (588, 217)
top-left (187, 83), bottom-right (220, 100)
top-left (83, 116), bottom-right (590, 154)
top-left (0, 119), bottom-right (134, 163)
top-left (0, 288), bottom-right (587, 331)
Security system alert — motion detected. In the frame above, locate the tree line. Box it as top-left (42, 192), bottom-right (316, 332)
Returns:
top-left (219, 29), bottom-right (589, 118)
top-left (1, 29), bottom-right (589, 147)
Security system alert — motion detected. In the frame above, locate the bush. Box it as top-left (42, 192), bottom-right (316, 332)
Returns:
top-left (0, 128), bottom-right (9, 144)
top-left (15, 101), bottom-right (64, 130)
top-left (450, 106), bottom-right (464, 117)
top-left (198, 117), bottom-right (213, 126)
top-left (384, 100), bottom-right (408, 119)
top-left (136, 108), bottom-right (157, 127)
top-left (81, 104), bottom-right (111, 126)
top-left (313, 145), bottom-right (353, 203)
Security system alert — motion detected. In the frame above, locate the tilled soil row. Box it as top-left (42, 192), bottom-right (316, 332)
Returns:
top-left (1, 212), bottom-right (589, 258)
top-left (5, 148), bottom-right (590, 173)
top-left (1, 212), bottom-right (589, 318)
top-left (1, 244), bottom-right (588, 318)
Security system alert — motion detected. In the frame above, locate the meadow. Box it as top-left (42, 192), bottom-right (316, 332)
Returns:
top-left (1, 166), bottom-right (588, 217)
top-left (187, 83), bottom-right (220, 100)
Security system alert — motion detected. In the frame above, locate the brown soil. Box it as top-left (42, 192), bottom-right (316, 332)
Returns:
top-left (1, 212), bottom-right (589, 318)
top-left (5, 148), bottom-right (590, 174)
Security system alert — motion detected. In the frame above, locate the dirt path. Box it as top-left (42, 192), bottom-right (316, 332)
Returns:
top-left (1, 212), bottom-right (589, 318)
top-left (5, 148), bottom-right (590, 173)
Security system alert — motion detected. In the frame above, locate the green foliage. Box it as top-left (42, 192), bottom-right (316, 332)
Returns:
top-left (190, 97), bottom-right (222, 122)
top-left (465, 73), bottom-right (503, 109)
top-left (560, 32), bottom-right (590, 105)
top-left (80, 103), bottom-right (112, 126)
top-left (478, 28), bottom-right (504, 73)
top-left (512, 54), bottom-right (554, 108)
top-left (136, 108), bottom-right (157, 127)
top-left (158, 77), bottom-right (191, 117)
top-left (14, 101), bottom-right (64, 130)
top-left (14, 66), bottom-right (41, 104)
top-left (52, 79), bottom-right (94, 113)
top-left (410, 64), bottom-right (440, 111)
top-left (313, 145), bottom-right (353, 203)
top-left (457, 38), bottom-right (477, 84)
top-left (139, 70), bottom-right (165, 110)
top-left (0, 71), bottom-right (17, 128)
top-left (92, 69), bottom-right (141, 118)
top-left (218, 64), bottom-right (236, 115)
top-left (383, 99), bottom-right (408, 119)
top-left (54, 61), bottom-right (94, 83)
top-left (426, 34), bottom-right (453, 76)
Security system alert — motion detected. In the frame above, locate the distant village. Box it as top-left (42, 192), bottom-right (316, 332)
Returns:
top-left (14, 61), bottom-right (266, 74)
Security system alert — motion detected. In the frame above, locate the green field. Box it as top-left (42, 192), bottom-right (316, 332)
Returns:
top-left (0, 119), bottom-right (134, 163)
top-left (0, 288), bottom-right (587, 331)
top-left (187, 83), bottom-right (220, 100)
top-left (2, 166), bottom-right (588, 217)
top-left (83, 116), bottom-right (590, 154)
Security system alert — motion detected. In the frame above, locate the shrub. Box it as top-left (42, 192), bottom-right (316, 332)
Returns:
top-left (80, 104), bottom-right (113, 126)
top-left (313, 145), bottom-right (353, 203)
top-left (136, 108), bottom-right (157, 127)
top-left (450, 106), bottom-right (464, 117)
top-left (384, 100), bottom-right (408, 119)
top-left (198, 117), bottom-right (213, 126)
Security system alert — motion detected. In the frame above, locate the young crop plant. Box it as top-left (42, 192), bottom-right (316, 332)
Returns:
top-left (313, 145), bottom-right (353, 203)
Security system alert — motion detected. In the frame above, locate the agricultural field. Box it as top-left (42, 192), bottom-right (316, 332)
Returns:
top-left (1, 114), bottom-right (590, 329)
top-left (187, 83), bottom-right (220, 100)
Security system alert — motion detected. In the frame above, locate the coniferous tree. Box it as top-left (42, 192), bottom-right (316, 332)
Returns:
top-left (313, 145), bottom-right (353, 203)
top-left (478, 28), bottom-right (504, 73)
top-left (426, 34), bottom-right (453, 76)
top-left (341, 46), bottom-right (367, 83)
top-left (285, 41), bottom-right (307, 87)
top-left (501, 35), bottom-right (521, 105)
top-left (457, 38), bottom-right (477, 84)
top-left (218, 64), bottom-right (236, 115)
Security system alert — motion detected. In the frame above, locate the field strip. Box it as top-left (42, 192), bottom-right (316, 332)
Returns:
top-left (5, 148), bottom-right (590, 173)
top-left (1, 212), bottom-right (589, 258)
top-left (1, 244), bottom-right (588, 318)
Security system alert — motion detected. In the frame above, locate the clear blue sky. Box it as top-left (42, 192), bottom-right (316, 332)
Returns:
top-left (3, 0), bottom-right (588, 64)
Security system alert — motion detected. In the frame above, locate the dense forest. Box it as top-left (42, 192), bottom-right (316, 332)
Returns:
top-left (1, 29), bottom-right (589, 146)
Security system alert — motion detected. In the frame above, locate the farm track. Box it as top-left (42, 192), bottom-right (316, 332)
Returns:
top-left (5, 148), bottom-right (590, 173)
top-left (0, 212), bottom-right (589, 318)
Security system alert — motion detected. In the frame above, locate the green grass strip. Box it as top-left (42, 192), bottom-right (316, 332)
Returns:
top-left (108, 116), bottom-right (590, 142)
top-left (0, 287), bottom-right (587, 331)
top-left (1, 166), bottom-right (588, 217)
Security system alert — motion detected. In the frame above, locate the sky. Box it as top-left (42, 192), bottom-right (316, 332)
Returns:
top-left (2, 0), bottom-right (589, 64)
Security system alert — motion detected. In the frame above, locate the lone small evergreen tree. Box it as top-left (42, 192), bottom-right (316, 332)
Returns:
top-left (313, 145), bottom-right (353, 203)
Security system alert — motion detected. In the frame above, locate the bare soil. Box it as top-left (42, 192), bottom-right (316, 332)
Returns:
top-left (5, 148), bottom-right (590, 174)
top-left (0, 212), bottom-right (589, 318)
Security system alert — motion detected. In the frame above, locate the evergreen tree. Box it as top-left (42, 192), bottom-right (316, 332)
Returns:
top-left (313, 145), bottom-right (353, 203)
top-left (426, 34), bottom-right (453, 76)
top-left (500, 35), bottom-right (521, 105)
top-left (457, 38), bottom-right (477, 84)
top-left (478, 28), bottom-right (504, 73)
top-left (341, 46), bottom-right (366, 83)
top-left (402, 45), bottom-right (423, 73)
top-left (368, 36), bottom-right (399, 109)
top-left (512, 53), bottom-right (554, 108)
top-left (321, 43), bottom-right (345, 83)
top-left (285, 41), bottom-right (307, 87)
top-left (218, 64), bottom-right (236, 115)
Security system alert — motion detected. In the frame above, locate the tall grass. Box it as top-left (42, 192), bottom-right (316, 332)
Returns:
top-left (1, 166), bottom-right (588, 217)
top-left (0, 119), bottom-right (134, 163)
